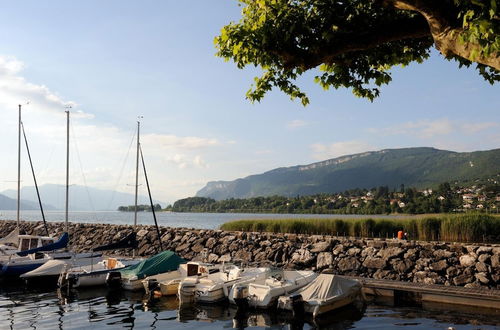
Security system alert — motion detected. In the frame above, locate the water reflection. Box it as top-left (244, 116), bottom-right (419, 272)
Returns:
top-left (0, 281), bottom-right (499, 329)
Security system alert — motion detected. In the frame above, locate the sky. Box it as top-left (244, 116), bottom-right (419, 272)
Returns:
top-left (0, 1), bottom-right (498, 205)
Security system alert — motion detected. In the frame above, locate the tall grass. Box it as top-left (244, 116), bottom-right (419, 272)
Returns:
top-left (220, 213), bottom-right (500, 243)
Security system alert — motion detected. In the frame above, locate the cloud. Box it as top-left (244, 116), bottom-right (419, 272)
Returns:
top-left (311, 141), bottom-right (374, 160)
top-left (287, 119), bottom-right (308, 129)
top-left (141, 133), bottom-right (218, 149)
top-left (0, 55), bottom-right (89, 117)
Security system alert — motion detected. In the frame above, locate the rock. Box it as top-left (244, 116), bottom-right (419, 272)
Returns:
top-left (337, 257), bottom-right (361, 272)
top-left (404, 249), bottom-right (418, 260)
top-left (373, 269), bottom-right (393, 279)
top-left (475, 262), bottom-right (489, 273)
top-left (476, 246), bottom-right (493, 254)
top-left (433, 249), bottom-right (454, 260)
top-left (363, 256), bottom-right (386, 269)
top-left (491, 254), bottom-right (500, 268)
top-left (332, 244), bottom-right (345, 256)
top-left (291, 249), bottom-right (314, 265)
top-left (378, 247), bottom-right (404, 260)
top-left (233, 249), bottom-right (252, 262)
top-left (316, 252), bottom-right (333, 269)
top-left (459, 254), bottom-right (477, 267)
top-left (218, 254), bottom-right (231, 262)
top-left (391, 259), bottom-right (412, 274)
top-left (453, 273), bottom-right (473, 286)
top-left (478, 254), bottom-right (490, 264)
top-left (136, 229), bottom-right (149, 238)
top-left (175, 243), bottom-right (190, 252)
top-left (310, 241), bottom-right (330, 253)
top-left (446, 266), bottom-right (458, 277)
top-left (361, 247), bottom-right (377, 258)
top-left (475, 272), bottom-right (490, 284)
top-left (430, 260), bottom-right (448, 272)
top-left (205, 237), bottom-right (217, 249)
top-left (191, 243), bottom-right (205, 253)
top-left (208, 253), bottom-right (219, 263)
top-left (347, 248), bottom-right (361, 256)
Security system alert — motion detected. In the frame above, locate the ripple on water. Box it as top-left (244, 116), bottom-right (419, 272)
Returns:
top-left (0, 284), bottom-right (499, 329)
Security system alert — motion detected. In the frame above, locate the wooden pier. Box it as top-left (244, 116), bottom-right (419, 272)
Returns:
top-left (342, 276), bottom-right (500, 311)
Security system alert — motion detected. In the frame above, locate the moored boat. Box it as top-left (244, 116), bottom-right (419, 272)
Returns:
top-left (233, 270), bottom-right (318, 309)
top-left (276, 274), bottom-right (362, 317)
top-left (178, 265), bottom-right (270, 305)
top-left (106, 250), bottom-right (186, 291)
top-left (143, 261), bottom-right (219, 297)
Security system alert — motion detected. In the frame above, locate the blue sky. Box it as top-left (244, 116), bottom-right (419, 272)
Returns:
top-left (0, 1), bottom-right (498, 204)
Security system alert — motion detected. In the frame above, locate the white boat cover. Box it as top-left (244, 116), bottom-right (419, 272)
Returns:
top-left (0, 228), bottom-right (19, 246)
top-left (294, 274), bottom-right (360, 303)
top-left (21, 256), bottom-right (102, 278)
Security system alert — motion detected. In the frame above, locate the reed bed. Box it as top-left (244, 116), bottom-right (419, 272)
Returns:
top-left (220, 213), bottom-right (500, 243)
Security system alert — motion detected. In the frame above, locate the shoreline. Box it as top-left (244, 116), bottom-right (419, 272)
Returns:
top-left (1, 219), bottom-right (499, 291)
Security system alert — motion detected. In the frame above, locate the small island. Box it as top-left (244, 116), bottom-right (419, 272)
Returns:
top-left (117, 204), bottom-right (162, 212)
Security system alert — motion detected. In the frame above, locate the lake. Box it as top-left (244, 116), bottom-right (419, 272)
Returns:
top-left (0, 210), bottom-right (415, 229)
top-left (0, 281), bottom-right (498, 329)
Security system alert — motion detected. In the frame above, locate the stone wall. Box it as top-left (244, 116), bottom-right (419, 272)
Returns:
top-left (1, 220), bottom-right (499, 289)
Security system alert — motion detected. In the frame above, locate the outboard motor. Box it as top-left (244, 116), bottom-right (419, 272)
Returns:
top-left (232, 284), bottom-right (249, 310)
top-left (290, 293), bottom-right (304, 318)
top-left (147, 278), bottom-right (160, 299)
top-left (178, 280), bottom-right (197, 305)
top-left (106, 271), bottom-right (122, 289)
top-left (66, 273), bottom-right (79, 289)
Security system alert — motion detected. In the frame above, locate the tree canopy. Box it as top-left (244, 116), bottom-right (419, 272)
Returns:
top-left (215, 0), bottom-right (500, 105)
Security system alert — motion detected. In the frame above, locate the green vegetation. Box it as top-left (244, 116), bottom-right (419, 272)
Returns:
top-left (216, 1), bottom-right (499, 105)
top-left (172, 179), bottom-right (500, 214)
top-left (118, 204), bottom-right (162, 212)
top-left (220, 213), bottom-right (500, 243)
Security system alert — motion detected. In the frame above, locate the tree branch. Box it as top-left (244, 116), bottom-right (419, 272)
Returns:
top-left (276, 15), bottom-right (431, 70)
top-left (384, 0), bottom-right (500, 70)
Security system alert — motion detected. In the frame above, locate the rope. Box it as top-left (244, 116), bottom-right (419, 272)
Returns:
top-left (106, 127), bottom-right (136, 211)
top-left (70, 122), bottom-right (99, 223)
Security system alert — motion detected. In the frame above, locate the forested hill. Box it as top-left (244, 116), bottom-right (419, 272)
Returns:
top-left (196, 147), bottom-right (500, 200)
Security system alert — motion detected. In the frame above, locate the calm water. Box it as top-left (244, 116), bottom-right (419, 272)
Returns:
top-left (0, 210), bottom-right (414, 229)
top-left (0, 282), bottom-right (498, 329)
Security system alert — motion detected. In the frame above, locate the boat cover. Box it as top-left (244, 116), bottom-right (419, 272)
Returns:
top-left (119, 250), bottom-right (185, 279)
top-left (0, 228), bottom-right (19, 246)
top-left (16, 232), bottom-right (69, 257)
top-left (93, 232), bottom-right (138, 252)
top-left (297, 274), bottom-right (361, 302)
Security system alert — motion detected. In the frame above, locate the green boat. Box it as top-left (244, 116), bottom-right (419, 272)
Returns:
top-left (106, 250), bottom-right (186, 291)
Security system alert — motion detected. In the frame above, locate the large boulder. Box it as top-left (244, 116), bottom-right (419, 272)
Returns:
top-left (316, 252), bottom-right (333, 269)
top-left (459, 254), bottom-right (477, 267)
top-left (337, 257), bottom-right (361, 272)
top-left (363, 256), bottom-right (386, 269)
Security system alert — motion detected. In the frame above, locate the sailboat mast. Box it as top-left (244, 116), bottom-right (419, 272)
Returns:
top-left (134, 120), bottom-right (140, 227)
top-left (65, 110), bottom-right (70, 234)
top-left (17, 104), bottom-right (21, 227)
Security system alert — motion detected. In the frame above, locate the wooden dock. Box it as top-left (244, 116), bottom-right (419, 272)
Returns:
top-left (342, 276), bottom-right (500, 311)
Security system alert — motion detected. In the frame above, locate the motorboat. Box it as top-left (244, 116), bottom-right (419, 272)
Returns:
top-left (106, 250), bottom-right (186, 291)
top-left (277, 274), bottom-right (362, 317)
top-left (58, 232), bottom-right (139, 289)
top-left (178, 265), bottom-right (270, 305)
top-left (19, 252), bottom-right (102, 283)
top-left (232, 270), bottom-right (318, 309)
top-left (143, 261), bottom-right (219, 297)
top-left (58, 257), bottom-right (138, 289)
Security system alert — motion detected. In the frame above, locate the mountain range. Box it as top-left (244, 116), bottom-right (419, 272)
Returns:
top-left (0, 184), bottom-right (164, 211)
top-left (196, 147), bottom-right (500, 200)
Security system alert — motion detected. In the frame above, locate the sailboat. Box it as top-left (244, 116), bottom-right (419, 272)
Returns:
top-left (16, 109), bottom-right (106, 283)
top-left (58, 119), bottom-right (147, 289)
top-left (0, 105), bottom-right (71, 277)
top-left (105, 119), bottom-right (184, 291)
